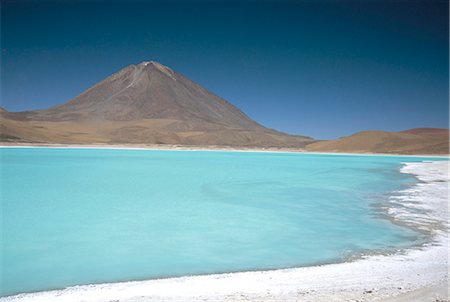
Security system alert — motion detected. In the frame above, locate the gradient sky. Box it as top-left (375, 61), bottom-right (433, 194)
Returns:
top-left (1, 0), bottom-right (448, 139)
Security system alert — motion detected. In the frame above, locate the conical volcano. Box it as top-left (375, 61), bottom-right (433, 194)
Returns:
top-left (1, 61), bottom-right (312, 147)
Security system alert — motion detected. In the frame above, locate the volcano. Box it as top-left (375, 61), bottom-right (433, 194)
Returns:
top-left (1, 61), bottom-right (312, 147)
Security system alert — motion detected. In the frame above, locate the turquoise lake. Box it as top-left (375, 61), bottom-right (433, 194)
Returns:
top-left (1, 148), bottom-right (445, 296)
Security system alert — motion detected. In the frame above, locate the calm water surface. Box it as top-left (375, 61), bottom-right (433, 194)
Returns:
top-left (1, 148), bottom-right (445, 295)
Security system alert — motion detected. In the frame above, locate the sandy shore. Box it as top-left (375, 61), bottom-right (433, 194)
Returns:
top-left (0, 159), bottom-right (448, 302)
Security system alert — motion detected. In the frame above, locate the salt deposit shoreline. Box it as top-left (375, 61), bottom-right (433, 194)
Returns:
top-left (1, 161), bottom-right (448, 302)
top-left (1, 142), bottom-right (449, 158)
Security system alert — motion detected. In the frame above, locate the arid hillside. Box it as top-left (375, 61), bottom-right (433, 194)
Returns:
top-left (305, 128), bottom-right (449, 155)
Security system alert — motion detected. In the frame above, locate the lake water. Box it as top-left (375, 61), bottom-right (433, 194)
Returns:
top-left (1, 148), bottom-right (445, 296)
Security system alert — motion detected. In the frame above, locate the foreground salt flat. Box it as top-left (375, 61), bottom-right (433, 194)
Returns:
top-left (2, 161), bottom-right (448, 302)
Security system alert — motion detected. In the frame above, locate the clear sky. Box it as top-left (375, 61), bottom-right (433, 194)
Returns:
top-left (1, 0), bottom-right (448, 139)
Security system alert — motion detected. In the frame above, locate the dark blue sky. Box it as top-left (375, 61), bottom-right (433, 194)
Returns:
top-left (1, 0), bottom-right (448, 139)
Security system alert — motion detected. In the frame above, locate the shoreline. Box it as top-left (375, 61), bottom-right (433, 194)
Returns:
top-left (1, 142), bottom-right (449, 158)
top-left (1, 160), bottom-right (448, 301)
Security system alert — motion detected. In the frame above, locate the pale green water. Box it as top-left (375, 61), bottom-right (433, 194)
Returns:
top-left (0, 148), bottom-right (445, 296)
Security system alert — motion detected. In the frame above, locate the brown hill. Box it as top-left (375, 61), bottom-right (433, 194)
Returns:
top-left (305, 128), bottom-right (449, 155)
top-left (400, 128), bottom-right (449, 136)
top-left (1, 61), bottom-right (312, 147)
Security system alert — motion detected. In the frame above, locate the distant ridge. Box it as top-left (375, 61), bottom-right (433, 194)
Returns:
top-left (305, 128), bottom-right (449, 155)
top-left (400, 128), bottom-right (449, 136)
top-left (1, 61), bottom-right (312, 147)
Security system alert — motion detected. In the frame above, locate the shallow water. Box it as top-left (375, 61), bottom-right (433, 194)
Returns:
top-left (0, 148), bottom-right (446, 296)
